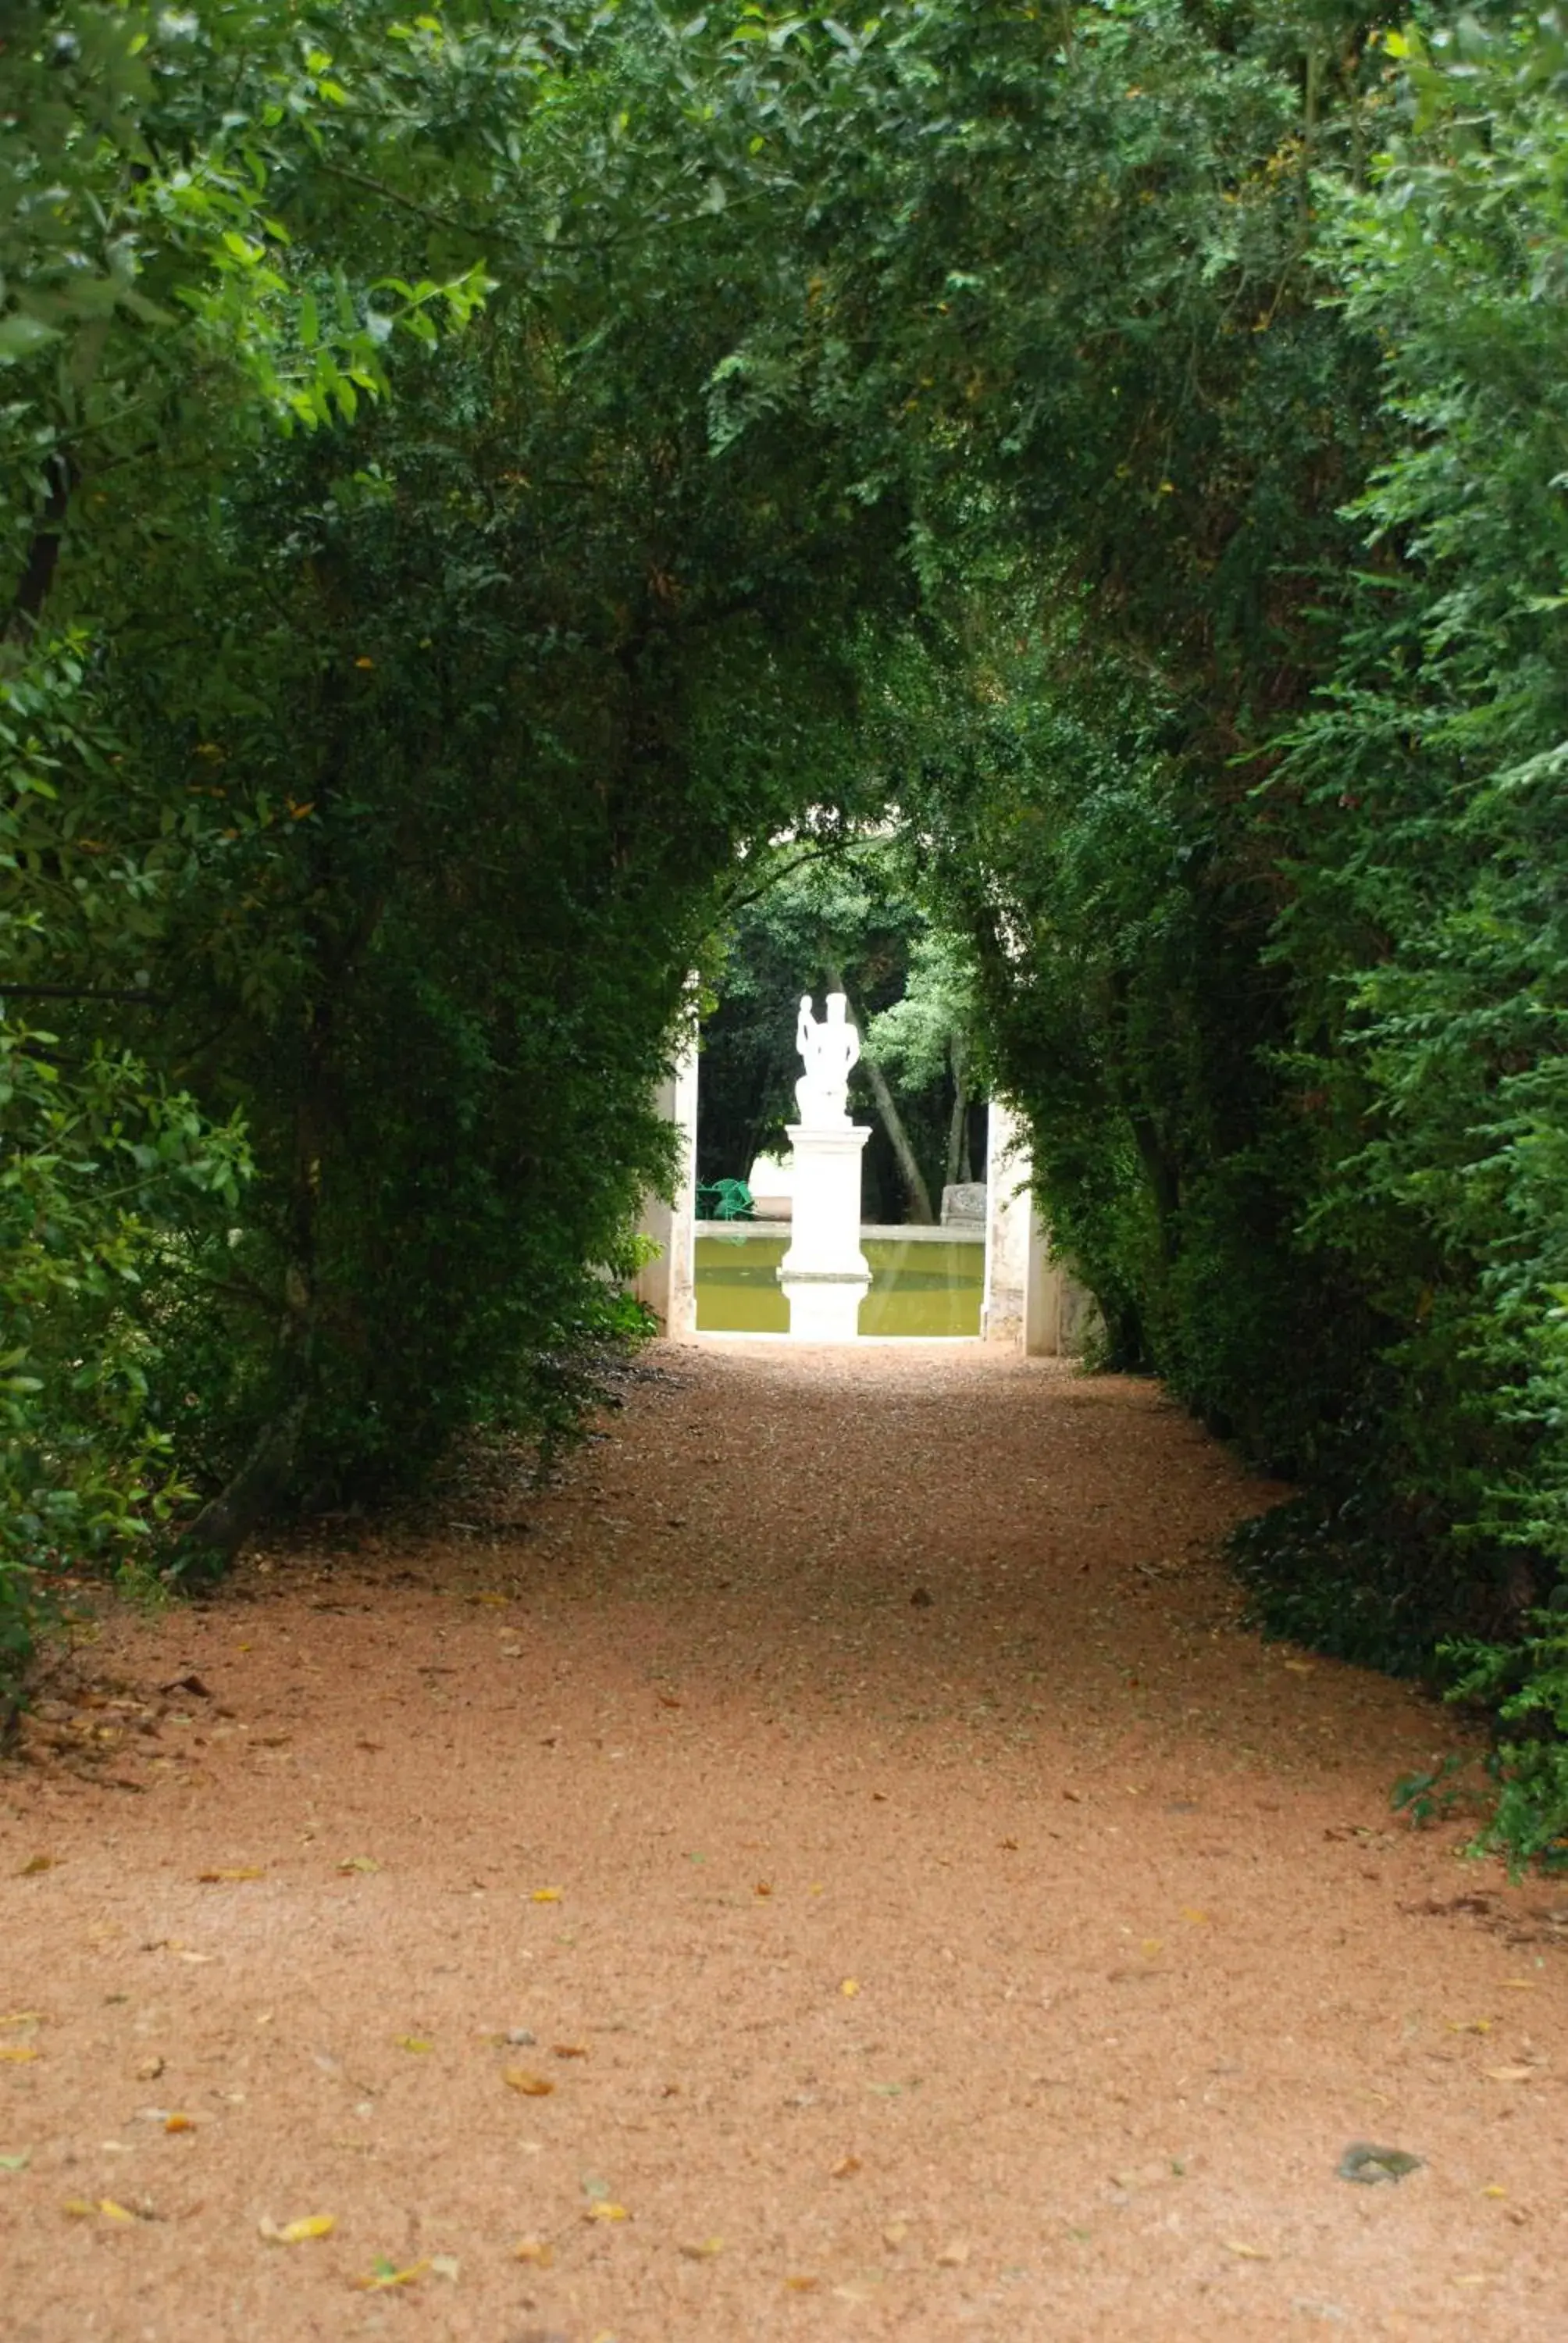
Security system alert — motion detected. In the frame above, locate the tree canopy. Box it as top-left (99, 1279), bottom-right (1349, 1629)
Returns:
top-left (5, 0), bottom-right (1568, 1860)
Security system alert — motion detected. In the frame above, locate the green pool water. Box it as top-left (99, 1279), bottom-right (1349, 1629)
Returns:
top-left (695, 1232), bottom-right (983, 1337)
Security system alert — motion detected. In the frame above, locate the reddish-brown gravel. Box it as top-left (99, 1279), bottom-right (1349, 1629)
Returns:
top-left (2, 1339), bottom-right (1565, 2341)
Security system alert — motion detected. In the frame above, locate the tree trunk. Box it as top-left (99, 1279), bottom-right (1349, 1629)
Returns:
top-left (944, 1032), bottom-right (971, 1190)
top-left (5, 451), bottom-right (74, 643)
top-left (174, 1391), bottom-right (309, 1574)
top-left (173, 997), bottom-right (330, 1573)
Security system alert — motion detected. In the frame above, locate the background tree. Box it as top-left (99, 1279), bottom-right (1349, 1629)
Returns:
top-left (698, 837), bottom-right (981, 1224)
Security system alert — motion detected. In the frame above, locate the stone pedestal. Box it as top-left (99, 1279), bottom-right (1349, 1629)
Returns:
top-left (777, 1122), bottom-right (871, 1340)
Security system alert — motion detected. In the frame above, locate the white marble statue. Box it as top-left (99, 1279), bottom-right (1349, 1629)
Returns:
top-left (794, 990), bottom-right (860, 1127)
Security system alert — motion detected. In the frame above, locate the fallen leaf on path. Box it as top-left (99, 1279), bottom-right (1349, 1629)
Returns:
top-left (1223, 2240), bottom-right (1270, 2259)
top-left (0, 2013), bottom-right (41, 2027)
top-left (531, 1887), bottom-right (562, 1903)
top-left (63, 2199), bottom-right (96, 2217)
top-left (337, 1856), bottom-right (380, 1875)
top-left (198, 1868), bottom-right (263, 1884)
top-left (1484, 2067), bottom-right (1535, 2083)
top-left (1505, 1978), bottom-right (1536, 1991)
top-left (679, 2237), bottom-right (724, 2259)
top-left (98, 2200), bottom-right (137, 2225)
top-left (513, 2236), bottom-right (554, 2266)
top-left (583, 2201), bottom-right (629, 2223)
top-left (830, 2154), bottom-right (862, 2179)
top-left (936, 2239), bottom-right (971, 2267)
top-left (1181, 1907), bottom-right (1210, 1926)
top-left (260, 2213), bottom-right (336, 2244)
top-left (18, 1856), bottom-right (52, 1875)
top-left (785, 2276), bottom-right (821, 2292)
top-left (504, 2069), bottom-right (554, 2096)
top-left (0, 2048), bottom-right (38, 2063)
top-left (1115, 2160), bottom-right (1178, 2191)
top-left (355, 2256), bottom-right (431, 2291)
top-left (163, 2114), bottom-right (195, 2134)
top-left (551, 2042), bottom-right (589, 2058)
top-left (1481, 2186), bottom-right (1506, 2199)
top-left (395, 2036), bottom-right (434, 2054)
top-left (1, 2152), bottom-right (32, 2172)
top-left (1445, 2017), bottom-right (1492, 2035)
top-left (839, 1977), bottom-right (859, 1998)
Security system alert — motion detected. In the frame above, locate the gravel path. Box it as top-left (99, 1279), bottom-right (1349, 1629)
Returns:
top-left (3, 1339), bottom-right (1566, 2341)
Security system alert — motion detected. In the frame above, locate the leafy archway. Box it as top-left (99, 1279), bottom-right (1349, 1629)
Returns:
top-left (6, 2), bottom-right (1568, 1856)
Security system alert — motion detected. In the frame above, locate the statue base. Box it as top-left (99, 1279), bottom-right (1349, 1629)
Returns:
top-left (777, 1122), bottom-right (871, 1341)
top-left (777, 1266), bottom-right (872, 1342)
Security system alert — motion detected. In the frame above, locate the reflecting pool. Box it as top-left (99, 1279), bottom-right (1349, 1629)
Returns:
top-left (695, 1230), bottom-right (983, 1337)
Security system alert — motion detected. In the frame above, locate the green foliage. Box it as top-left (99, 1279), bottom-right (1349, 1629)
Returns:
top-left (3, 0), bottom-right (1567, 1870)
top-left (3, 0), bottom-right (917, 1633)
top-left (1229, 1486), bottom-right (1473, 1675)
top-left (0, 1007), bottom-right (247, 1674)
top-left (864, 931), bottom-right (975, 1098)
top-left (1249, 12), bottom-right (1568, 1806)
top-left (1443, 1608), bottom-right (1568, 1870)
top-left (819, 6), bottom-right (1568, 1860)
top-left (1391, 1753), bottom-right (1471, 1831)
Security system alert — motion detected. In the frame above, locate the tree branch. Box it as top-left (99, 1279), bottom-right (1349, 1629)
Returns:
top-left (5, 452), bottom-right (74, 641)
top-left (2, 984), bottom-right (172, 1006)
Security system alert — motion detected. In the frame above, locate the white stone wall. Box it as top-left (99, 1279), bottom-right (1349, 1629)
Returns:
top-left (982, 1098), bottom-right (1096, 1357)
top-left (982, 1098), bottom-right (1034, 1346)
top-left (633, 1025), bottom-right (697, 1335)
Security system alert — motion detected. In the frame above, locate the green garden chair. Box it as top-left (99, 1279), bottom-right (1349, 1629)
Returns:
top-left (697, 1177), bottom-right (754, 1221)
